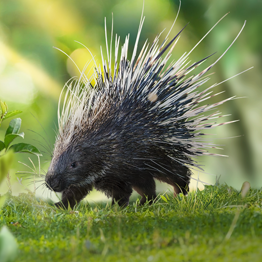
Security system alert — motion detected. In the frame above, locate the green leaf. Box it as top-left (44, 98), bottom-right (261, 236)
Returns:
top-left (0, 141), bottom-right (4, 152)
top-left (160, 195), bottom-right (168, 203)
top-left (0, 226), bottom-right (18, 262)
top-left (0, 101), bottom-right (8, 118)
top-left (0, 101), bottom-right (8, 126)
top-left (5, 118), bottom-right (21, 136)
top-left (0, 150), bottom-right (14, 185)
top-left (4, 133), bottom-right (24, 149)
top-left (2, 110), bottom-right (22, 121)
top-left (9, 143), bottom-right (42, 156)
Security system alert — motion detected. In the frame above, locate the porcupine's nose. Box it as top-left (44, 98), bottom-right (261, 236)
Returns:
top-left (45, 171), bottom-right (61, 192)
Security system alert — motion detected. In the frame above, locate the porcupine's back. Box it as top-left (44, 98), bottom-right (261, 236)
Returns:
top-left (68, 81), bottom-right (194, 198)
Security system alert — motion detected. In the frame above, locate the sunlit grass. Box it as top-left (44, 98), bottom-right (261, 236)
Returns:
top-left (1, 184), bottom-right (262, 261)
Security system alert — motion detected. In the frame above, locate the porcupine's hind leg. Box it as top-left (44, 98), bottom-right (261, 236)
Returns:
top-left (172, 166), bottom-right (191, 196)
top-left (153, 161), bottom-right (191, 197)
top-left (132, 173), bottom-right (157, 205)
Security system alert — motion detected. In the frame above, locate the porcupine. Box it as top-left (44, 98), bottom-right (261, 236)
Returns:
top-left (45, 7), bottom-right (246, 209)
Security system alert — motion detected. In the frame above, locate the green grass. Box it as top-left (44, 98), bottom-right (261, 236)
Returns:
top-left (1, 184), bottom-right (262, 262)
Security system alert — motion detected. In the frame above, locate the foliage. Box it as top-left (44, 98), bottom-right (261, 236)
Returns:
top-left (0, 100), bottom-right (41, 193)
top-left (0, 184), bottom-right (261, 261)
top-left (0, 101), bottom-right (41, 157)
top-left (0, 101), bottom-right (22, 127)
top-left (0, 101), bottom-right (41, 262)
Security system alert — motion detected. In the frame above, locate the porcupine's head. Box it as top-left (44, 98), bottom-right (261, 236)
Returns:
top-left (45, 139), bottom-right (101, 193)
top-left (45, 143), bottom-right (89, 192)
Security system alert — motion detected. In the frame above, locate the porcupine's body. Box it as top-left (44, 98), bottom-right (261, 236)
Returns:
top-left (45, 11), bottom-right (245, 209)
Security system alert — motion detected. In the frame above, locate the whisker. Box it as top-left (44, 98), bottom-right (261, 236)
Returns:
top-left (29, 113), bottom-right (53, 152)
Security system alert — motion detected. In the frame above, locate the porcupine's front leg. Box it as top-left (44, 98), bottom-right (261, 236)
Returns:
top-left (55, 184), bottom-right (93, 209)
top-left (95, 178), bottom-right (133, 207)
top-left (111, 186), bottom-right (133, 207)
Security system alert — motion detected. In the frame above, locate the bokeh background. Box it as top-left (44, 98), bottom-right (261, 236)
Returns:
top-left (0, 0), bottom-right (261, 201)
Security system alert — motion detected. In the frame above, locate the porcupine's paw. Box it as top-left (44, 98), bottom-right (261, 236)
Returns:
top-left (139, 194), bottom-right (157, 206)
top-left (54, 201), bottom-right (68, 209)
top-left (54, 197), bottom-right (74, 209)
top-left (112, 197), bottom-right (130, 208)
top-left (111, 187), bottom-right (133, 208)
top-left (55, 185), bottom-right (92, 209)
top-left (173, 183), bottom-right (189, 197)
top-left (53, 192), bottom-right (77, 210)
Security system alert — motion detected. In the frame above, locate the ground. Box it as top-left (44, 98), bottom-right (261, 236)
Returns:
top-left (0, 184), bottom-right (262, 262)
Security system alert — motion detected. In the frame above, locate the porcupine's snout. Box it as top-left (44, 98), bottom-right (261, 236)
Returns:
top-left (45, 171), bottom-right (63, 192)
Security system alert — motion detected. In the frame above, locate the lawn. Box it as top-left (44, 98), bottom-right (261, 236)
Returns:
top-left (1, 184), bottom-right (262, 262)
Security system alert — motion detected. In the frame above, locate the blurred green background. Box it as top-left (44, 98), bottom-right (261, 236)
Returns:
top-left (0, 0), bottom-right (261, 200)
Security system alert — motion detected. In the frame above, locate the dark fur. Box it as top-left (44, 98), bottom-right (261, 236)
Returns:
top-left (45, 100), bottom-right (191, 208)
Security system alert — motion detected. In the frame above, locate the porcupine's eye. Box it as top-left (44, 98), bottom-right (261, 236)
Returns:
top-left (70, 162), bottom-right (77, 168)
